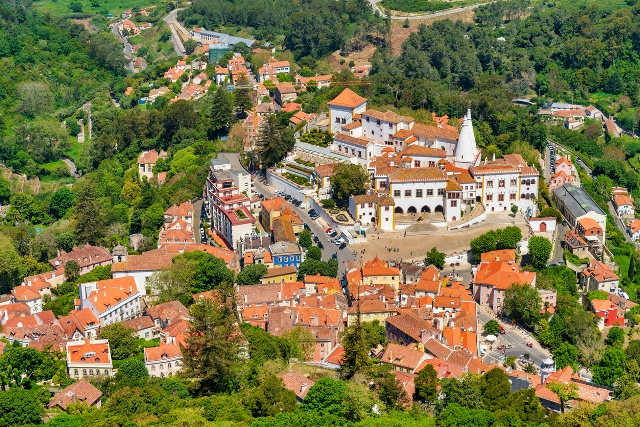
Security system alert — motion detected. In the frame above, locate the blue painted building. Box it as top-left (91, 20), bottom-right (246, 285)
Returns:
top-left (269, 241), bottom-right (304, 270)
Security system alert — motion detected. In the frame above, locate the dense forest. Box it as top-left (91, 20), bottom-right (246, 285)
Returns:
top-left (178, 0), bottom-right (385, 58)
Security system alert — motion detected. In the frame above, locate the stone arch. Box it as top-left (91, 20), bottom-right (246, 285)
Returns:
top-left (407, 206), bottom-right (417, 214)
top-left (421, 205), bottom-right (431, 213)
top-left (435, 205), bottom-right (444, 213)
top-left (395, 207), bottom-right (404, 214)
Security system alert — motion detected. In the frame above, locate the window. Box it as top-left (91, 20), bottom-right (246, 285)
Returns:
top-left (385, 218), bottom-right (389, 221)
top-left (437, 189), bottom-right (444, 196)
top-left (510, 179), bottom-right (517, 186)
top-left (416, 189), bottom-right (423, 198)
top-left (510, 193), bottom-right (516, 201)
top-left (339, 146), bottom-right (342, 152)
top-left (414, 161), bottom-right (421, 167)
top-left (451, 200), bottom-right (457, 207)
top-left (335, 117), bottom-right (340, 123)
top-left (151, 365), bottom-right (156, 371)
top-left (358, 151), bottom-right (362, 158)
top-left (96, 369), bottom-right (100, 375)
top-left (74, 369), bottom-right (78, 376)
top-left (499, 180), bottom-right (505, 188)
top-left (377, 119), bottom-right (381, 126)
top-left (429, 161), bottom-right (435, 167)
top-left (361, 204), bottom-right (365, 208)
top-left (168, 363), bottom-right (172, 368)
top-left (487, 194), bottom-right (493, 201)
top-left (104, 370), bottom-right (109, 376)
top-left (405, 190), bottom-right (411, 197)
top-left (385, 206), bottom-right (390, 211)
top-left (388, 123), bottom-right (392, 128)
top-left (341, 118), bottom-right (346, 124)
top-left (427, 189), bottom-right (434, 196)
top-left (368, 203), bottom-right (373, 208)
top-left (366, 116), bottom-right (370, 122)
top-left (89, 369), bottom-right (94, 376)
top-left (487, 181), bottom-right (493, 188)
top-left (531, 179), bottom-right (536, 184)
top-left (371, 130), bottom-right (374, 135)
top-left (394, 190), bottom-right (401, 197)
top-left (160, 364), bottom-right (164, 370)
top-left (82, 369), bottom-right (87, 376)
top-left (498, 194), bottom-right (505, 202)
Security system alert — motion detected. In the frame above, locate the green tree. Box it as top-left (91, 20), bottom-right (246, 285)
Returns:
top-left (116, 358), bottom-right (149, 381)
top-left (0, 177), bottom-right (10, 204)
top-left (256, 114), bottom-right (296, 169)
top-left (528, 236), bottom-right (552, 269)
top-left (298, 230), bottom-right (313, 249)
top-left (540, 207), bottom-right (562, 221)
top-left (470, 231), bottom-right (498, 259)
top-left (425, 247), bottom-right (446, 269)
top-left (174, 251), bottom-right (235, 293)
top-left (629, 251), bottom-right (636, 280)
top-left (511, 204), bottom-right (519, 215)
top-left (64, 260), bottom-right (80, 282)
top-left (483, 319), bottom-right (500, 335)
top-left (0, 388), bottom-right (44, 425)
top-left (480, 368), bottom-right (511, 411)
top-left (330, 163), bottom-right (369, 205)
top-left (547, 382), bottom-right (578, 413)
top-left (339, 301), bottom-right (371, 379)
top-left (414, 364), bottom-right (439, 404)
top-left (0, 238), bottom-right (22, 295)
top-left (73, 180), bottom-right (103, 245)
top-left (503, 283), bottom-right (542, 327)
top-left (141, 203), bottom-right (165, 234)
top-left (438, 403), bottom-right (495, 427)
top-left (205, 88), bottom-right (234, 137)
top-left (236, 264), bottom-right (268, 285)
top-left (553, 342), bottom-right (578, 370)
top-left (182, 297), bottom-right (242, 393)
top-left (593, 347), bottom-right (626, 387)
top-left (120, 182), bottom-right (142, 205)
top-left (233, 72), bottom-right (253, 113)
top-left (50, 187), bottom-right (75, 220)
top-left (246, 374), bottom-right (297, 417)
top-left (306, 246), bottom-right (322, 260)
top-left (625, 340), bottom-right (640, 366)
top-left (362, 319), bottom-right (386, 350)
top-left (437, 375), bottom-right (485, 412)
top-left (606, 327), bottom-right (625, 346)
top-left (183, 39), bottom-right (197, 54)
top-left (497, 226), bottom-right (522, 249)
top-left (301, 377), bottom-right (347, 416)
top-left (98, 323), bottom-right (138, 360)
top-left (203, 395), bottom-right (252, 423)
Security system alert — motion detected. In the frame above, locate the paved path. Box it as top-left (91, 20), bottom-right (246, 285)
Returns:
top-left (253, 180), bottom-right (357, 277)
top-left (478, 308), bottom-right (551, 367)
top-left (111, 20), bottom-right (133, 58)
top-left (547, 139), bottom-right (592, 176)
top-left (368, 0), bottom-right (492, 20)
top-left (62, 158), bottom-right (79, 179)
top-left (607, 201), bottom-right (635, 244)
top-left (163, 9), bottom-right (186, 56)
top-left (193, 198), bottom-right (204, 244)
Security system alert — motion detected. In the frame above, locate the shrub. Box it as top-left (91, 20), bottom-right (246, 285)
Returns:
top-left (320, 199), bottom-right (336, 208)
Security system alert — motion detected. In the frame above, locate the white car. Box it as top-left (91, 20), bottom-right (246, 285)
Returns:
top-left (333, 237), bottom-right (345, 245)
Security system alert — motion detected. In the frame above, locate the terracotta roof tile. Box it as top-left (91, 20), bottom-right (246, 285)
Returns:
top-left (381, 343), bottom-right (427, 371)
top-left (411, 123), bottom-right (459, 141)
top-left (328, 88), bottom-right (367, 109)
top-left (49, 380), bottom-right (102, 410)
top-left (400, 145), bottom-right (447, 158)
top-left (363, 109), bottom-right (413, 124)
top-left (334, 132), bottom-right (373, 147)
top-left (281, 373), bottom-right (315, 399)
top-left (388, 167), bottom-right (446, 182)
top-left (67, 340), bottom-right (111, 364)
top-left (144, 343), bottom-right (182, 361)
top-left (122, 315), bottom-right (155, 331)
top-left (145, 301), bottom-right (190, 324)
top-left (386, 312), bottom-right (431, 342)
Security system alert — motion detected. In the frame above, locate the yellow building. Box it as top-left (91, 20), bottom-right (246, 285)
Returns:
top-left (260, 266), bottom-right (298, 284)
top-left (361, 256), bottom-right (401, 290)
top-left (346, 299), bottom-right (397, 326)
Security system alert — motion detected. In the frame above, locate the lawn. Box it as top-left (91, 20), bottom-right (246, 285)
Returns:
top-left (33, 0), bottom-right (168, 18)
top-left (64, 142), bottom-right (84, 165)
top-left (615, 254), bottom-right (629, 279)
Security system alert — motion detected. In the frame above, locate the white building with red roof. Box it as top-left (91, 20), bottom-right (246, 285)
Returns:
top-left (11, 285), bottom-right (42, 314)
top-left (138, 150), bottom-right (159, 180)
top-left (579, 259), bottom-right (619, 294)
top-left (328, 88), bottom-right (368, 133)
top-left (612, 193), bottom-right (634, 218)
top-left (628, 219), bottom-right (640, 241)
top-left (77, 277), bottom-right (144, 326)
top-left (144, 343), bottom-right (183, 377)
top-left (49, 244), bottom-right (112, 275)
top-left (66, 339), bottom-right (113, 379)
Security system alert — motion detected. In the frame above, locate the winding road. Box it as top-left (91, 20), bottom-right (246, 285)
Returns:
top-left (163, 9), bottom-right (187, 56)
top-left (368, 0), bottom-right (492, 20)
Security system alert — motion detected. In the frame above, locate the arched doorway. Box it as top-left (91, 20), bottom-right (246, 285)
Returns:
top-left (435, 205), bottom-right (444, 214)
top-left (452, 216), bottom-right (456, 221)
top-left (395, 207), bottom-right (404, 214)
top-left (421, 206), bottom-right (431, 213)
top-left (540, 222), bottom-right (547, 232)
top-left (407, 206), bottom-right (417, 214)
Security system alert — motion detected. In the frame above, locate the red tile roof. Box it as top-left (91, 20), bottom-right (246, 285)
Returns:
top-left (328, 88), bottom-right (367, 109)
top-left (144, 343), bottom-right (182, 361)
top-left (281, 372), bottom-right (315, 399)
top-left (67, 340), bottom-right (111, 364)
top-left (49, 380), bottom-right (102, 410)
top-left (382, 343), bottom-right (427, 371)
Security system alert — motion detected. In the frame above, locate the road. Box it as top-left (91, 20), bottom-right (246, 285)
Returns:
top-left (163, 9), bottom-right (186, 56)
top-left (607, 201), bottom-right (634, 244)
top-left (111, 20), bottom-right (133, 58)
top-left (477, 308), bottom-right (551, 368)
top-left (193, 198), bottom-right (204, 244)
top-left (368, 0), bottom-right (492, 20)
top-left (547, 139), bottom-right (592, 176)
top-left (62, 158), bottom-right (79, 179)
top-left (253, 180), bottom-right (357, 277)
top-left (549, 222), bottom-right (567, 264)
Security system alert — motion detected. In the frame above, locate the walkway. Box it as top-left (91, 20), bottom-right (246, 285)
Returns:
top-left (163, 9), bottom-right (187, 56)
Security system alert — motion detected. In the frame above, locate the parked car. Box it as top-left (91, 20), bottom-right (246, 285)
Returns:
top-left (332, 253), bottom-right (338, 260)
top-left (310, 213), bottom-right (320, 220)
top-left (304, 223), bottom-right (310, 230)
top-left (333, 237), bottom-right (345, 245)
top-left (308, 209), bottom-right (317, 216)
top-left (300, 203), bottom-right (307, 209)
top-left (317, 241), bottom-right (324, 250)
top-left (313, 235), bottom-right (320, 243)
top-left (338, 242), bottom-right (347, 250)
top-left (325, 228), bottom-right (334, 236)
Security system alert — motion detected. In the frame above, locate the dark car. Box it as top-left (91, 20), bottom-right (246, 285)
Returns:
top-left (308, 209), bottom-right (317, 215)
top-left (338, 242), bottom-right (347, 250)
top-left (317, 241), bottom-right (324, 250)
top-left (332, 253), bottom-right (338, 260)
top-left (313, 235), bottom-right (320, 243)
top-left (304, 223), bottom-right (311, 231)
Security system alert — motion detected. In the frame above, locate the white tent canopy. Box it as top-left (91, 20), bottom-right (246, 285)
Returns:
top-left (485, 335), bottom-right (497, 342)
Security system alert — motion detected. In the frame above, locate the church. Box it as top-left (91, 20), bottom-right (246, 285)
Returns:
top-left (326, 89), bottom-right (539, 230)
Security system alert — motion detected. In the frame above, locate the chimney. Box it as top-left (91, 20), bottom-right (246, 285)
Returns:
top-left (301, 383), bottom-right (308, 394)
top-left (244, 294), bottom-right (248, 303)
